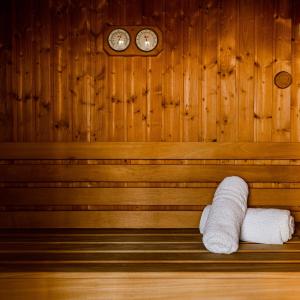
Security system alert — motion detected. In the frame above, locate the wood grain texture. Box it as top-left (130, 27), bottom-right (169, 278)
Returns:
top-left (291, 0), bottom-right (300, 142)
top-left (1, 187), bottom-right (300, 206)
top-left (218, 0), bottom-right (237, 142)
top-left (0, 0), bottom-right (299, 142)
top-left (0, 211), bottom-right (201, 228)
top-left (272, 0), bottom-right (291, 142)
top-left (0, 277), bottom-right (300, 300)
top-left (0, 0), bottom-right (12, 142)
top-left (1, 210), bottom-right (300, 228)
top-left (2, 164), bottom-right (300, 183)
top-left (254, 0), bottom-right (274, 142)
top-left (3, 142), bottom-right (300, 159)
top-left (0, 227), bottom-right (300, 299)
top-left (1, 142), bottom-right (300, 228)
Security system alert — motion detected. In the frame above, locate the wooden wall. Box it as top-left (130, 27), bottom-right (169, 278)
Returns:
top-left (0, 0), bottom-right (300, 143)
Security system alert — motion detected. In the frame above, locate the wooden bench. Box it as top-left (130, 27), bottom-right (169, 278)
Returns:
top-left (1, 142), bottom-right (300, 299)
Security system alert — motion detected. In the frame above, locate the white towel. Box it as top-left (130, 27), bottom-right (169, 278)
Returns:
top-left (200, 206), bottom-right (295, 244)
top-left (202, 176), bottom-right (248, 254)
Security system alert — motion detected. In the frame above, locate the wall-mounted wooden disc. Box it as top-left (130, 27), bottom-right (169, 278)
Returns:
top-left (274, 71), bottom-right (292, 89)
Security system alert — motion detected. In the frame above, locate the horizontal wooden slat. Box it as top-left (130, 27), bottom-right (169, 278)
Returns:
top-left (1, 164), bottom-right (300, 182)
top-left (2, 142), bottom-right (300, 159)
top-left (0, 188), bottom-right (213, 205)
top-left (0, 211), bottom-right (299, 228)
top-left (2, 242), bottom-right (300, 253)
top-left (0, 228), bottom-right (200, 235)
top-left (0, 234), bottom-right (202, 243)
top-left (0, 211), bottom-right (201, 228)
top-left (1, 262), bottom-right (300, 273)
top-left (2, 252), bottom-right (300, 263)
top-left (1, 187), bottom-right (300, 206)
top-left (1, 277), bottom-right (300, 300)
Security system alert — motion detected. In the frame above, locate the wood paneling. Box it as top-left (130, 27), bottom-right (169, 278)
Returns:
top-left (1, 0), bottom-right (300, 228)
top-left (0, 0), bottom-right (12, 142)
top-left (0, 0), bottom-right (299, 142)
top-left (0, 142), bottom-right (300, 227)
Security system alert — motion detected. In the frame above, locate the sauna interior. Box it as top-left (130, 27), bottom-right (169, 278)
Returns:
top-left (1, 0), bottom-right (300, 299)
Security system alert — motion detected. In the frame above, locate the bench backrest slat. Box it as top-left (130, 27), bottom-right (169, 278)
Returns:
top-left (0, 142), bottom-right (299, 228)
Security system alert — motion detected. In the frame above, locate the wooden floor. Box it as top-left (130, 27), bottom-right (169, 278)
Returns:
top-left (1, 225), bottom-right (300, 299)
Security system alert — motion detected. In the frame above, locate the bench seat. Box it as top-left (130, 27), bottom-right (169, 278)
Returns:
top-left (1, 226), bottom-right (300, 273)
top-left (1, 226), bottom-right (300, 299)
top-left (1, 142), bottom-right (300, 298)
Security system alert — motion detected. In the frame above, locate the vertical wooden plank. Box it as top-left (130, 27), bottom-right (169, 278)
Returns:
top-left (163, 0), bottom-right (183, 141)
top-left (291, 0), bottom-right (300, 141)
top-left (23, 0), bottom-right (35, 141)
top-left (125, 0), bottom-right (147, 142)
top-left (12, 0), bottom-right (35, 141)
top-left (202, 0), bottom-right (219, 142)
top-left (0, 0), bottom-right (12, 141)
top-left (143, 0), bottom-right (165, 141)
top-left (218, 0), bottom-right (237, 142)
top-left (11, 0), bottom-right (18, 141)
top-left (254, 0), bottom-right (274, 142)
top-left (34, 0), bottom-right (53, 142)
top-left (272, 0), bottom-right (291, 142)
top-left (237, 0), bottom-right (255, 142)
top-left (107, 0), bottom-right (125, 141)
top-left (12, 0), bottom-right (26, 141)
top-left (182, 0), bottom-right (201, 142)
top-left (70, 0), bottom-right (91, 142)
top-left (90, 0), bottom-right (109, 142)
top-left (52, 0), bottom-right (72, 141)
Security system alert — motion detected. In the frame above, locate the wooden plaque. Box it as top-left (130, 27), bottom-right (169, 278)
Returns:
top-left (274, 71), bottom-right (292, 89)
top-left (103, 25), bottom-right (163, 56)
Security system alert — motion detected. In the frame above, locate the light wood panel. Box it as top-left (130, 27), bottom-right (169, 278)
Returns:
top-left (1, 142), bottom-right (300, 228)
top-left (1, 164), bottom-right (300, 183)
top-left (1, 228), bottom-right (300, 300)
top-left (3, 142), bottom-right (300, 159)
top-left (291, 0), bottom-right (300, 141)
top-left (272, 0), bottom-right (291, 142)
top-left (0, 0), bottom-right (299, 142)
top-left (0, 0), bottom-right (12, 142)
top-left (0, 211), bottom-right (200, 228)
top-left (1, 277), bottom-right (300, 300)
top-left (1, 187), bottom-right (300, 206)
top-left (1, 211), bottom-right (300, 228)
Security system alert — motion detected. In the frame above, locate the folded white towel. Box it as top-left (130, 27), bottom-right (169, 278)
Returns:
top-left (200, 206), bottom-right (295, 244)
top-left (202, 176), bottom-right (248, 254)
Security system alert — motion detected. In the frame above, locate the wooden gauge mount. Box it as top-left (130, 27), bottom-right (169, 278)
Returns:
top-left (274, 71), bottom-right (292, 89)
top-left (103, 25), bottom-right (163, 56)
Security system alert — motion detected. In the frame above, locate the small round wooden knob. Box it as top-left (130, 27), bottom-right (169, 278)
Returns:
top-left (274, 71), bottom-right (292, 89)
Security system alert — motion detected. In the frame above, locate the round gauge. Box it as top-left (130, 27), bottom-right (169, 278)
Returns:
top-left (136, 29), bottom-right (158, 52)
top-left (108, 29), bottom-right (130, 52)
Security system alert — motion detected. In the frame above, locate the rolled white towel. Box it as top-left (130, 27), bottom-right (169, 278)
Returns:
top-left (202, 176), bottom-right (248, 254)
top-left (200, 206), bottom-right (295, 244)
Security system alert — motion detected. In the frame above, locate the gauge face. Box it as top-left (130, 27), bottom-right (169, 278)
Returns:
top-left (136, 29), bottom-right (158, 52)
top-left (108, 29), bottom-right (130, 51)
